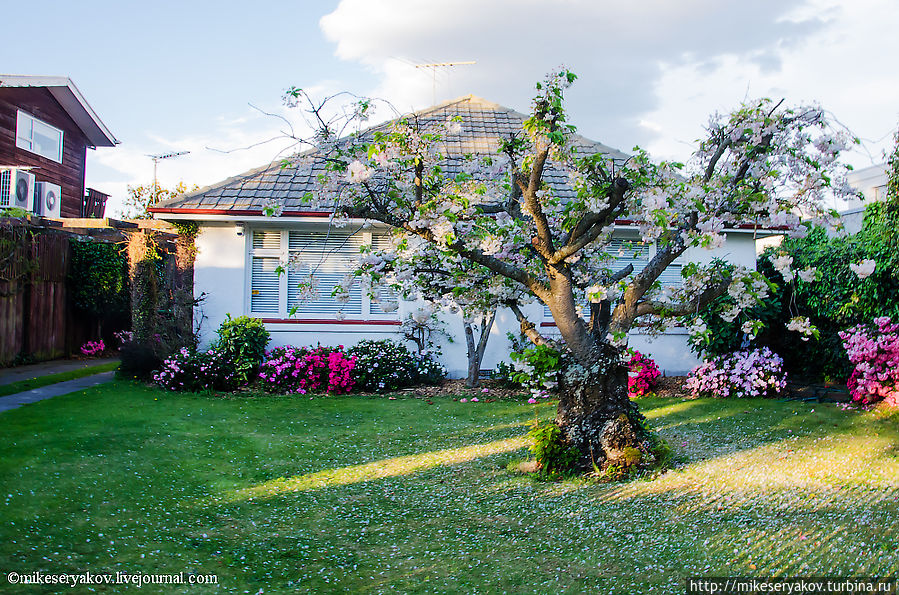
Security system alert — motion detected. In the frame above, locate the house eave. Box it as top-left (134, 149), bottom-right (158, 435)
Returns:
top-left (0, 74), bottom-right (119, 147)
top-left (150, 207), bottom-right (786, 235)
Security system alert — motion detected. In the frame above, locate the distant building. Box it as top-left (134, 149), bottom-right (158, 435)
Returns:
top-left (0, 75), bottom-right (118, 218)
top-left (843, 163), bottom-right (888, 234)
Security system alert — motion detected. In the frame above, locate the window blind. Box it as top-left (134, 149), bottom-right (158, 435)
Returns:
top-left (287, 230), bottom-right (363, 316)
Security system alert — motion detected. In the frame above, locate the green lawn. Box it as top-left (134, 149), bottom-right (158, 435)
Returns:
top-left (0, 361), bottom-right (119, 398)
top-left (0, 382), bottom-right (896, 594)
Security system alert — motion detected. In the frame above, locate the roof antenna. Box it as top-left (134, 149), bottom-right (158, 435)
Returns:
top-left (147, 151), bottom-right (190, 192)
top-left (414, 61), bottom-right (476, 105)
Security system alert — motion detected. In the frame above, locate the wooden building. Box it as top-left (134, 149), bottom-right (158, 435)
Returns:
top-left (0, 75), bottom-right (118, 218)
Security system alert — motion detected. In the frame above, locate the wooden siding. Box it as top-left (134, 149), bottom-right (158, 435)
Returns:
top-left (0, 87), bottom-right (89, 217)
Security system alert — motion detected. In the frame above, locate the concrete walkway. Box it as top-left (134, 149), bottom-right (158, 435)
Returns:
top-left (0, 371), bottom-right (115, 413)
top-left (0, 357), bottom-right (119, 386)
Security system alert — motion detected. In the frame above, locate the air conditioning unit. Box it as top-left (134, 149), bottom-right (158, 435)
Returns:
top-left (0, 168), bottom-right (36, 211)
top-left (34, 181), bottom-right (62, 218)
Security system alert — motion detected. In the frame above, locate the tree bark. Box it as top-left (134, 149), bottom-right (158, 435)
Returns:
top-left (554, 344), bottom-right (653, 471)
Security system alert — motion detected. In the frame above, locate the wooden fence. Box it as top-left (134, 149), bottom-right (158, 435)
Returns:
top-left (0, 218), bottom-right (184, 366)
top-left (0, 229), bottom-right (78, 363)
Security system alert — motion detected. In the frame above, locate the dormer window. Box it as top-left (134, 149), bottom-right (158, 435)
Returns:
top-left (16, 110), bottom-right (63, 163)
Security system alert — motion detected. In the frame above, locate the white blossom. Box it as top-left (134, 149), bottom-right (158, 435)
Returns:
top-left (797, 268), bottom-right (817, 282)
top-left (346, 160), bottom-right (373, 184)
top-left (849, 259), bottom-right (876, 279)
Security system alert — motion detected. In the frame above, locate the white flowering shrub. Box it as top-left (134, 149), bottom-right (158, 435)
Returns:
top-left (347, 339), bottom-right (446, 392)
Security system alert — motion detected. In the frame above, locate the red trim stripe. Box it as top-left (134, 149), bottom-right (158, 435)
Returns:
top-left (261, 318), bottom-right (401, 326)
top-left (149, 208), bottom-right (788, 231)
top-left (148, 207), bottom-right (332, 217)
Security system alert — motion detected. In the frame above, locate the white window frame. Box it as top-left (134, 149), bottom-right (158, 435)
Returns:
top-left (16, 110), bottom-right (64, 164)
top-left (245, 226), bottom-right (400, 321)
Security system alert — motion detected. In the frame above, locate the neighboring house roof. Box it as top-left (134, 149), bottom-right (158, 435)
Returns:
top-left (0, 74), bottom-right (119, 148)
top-left (151, 95), bottom-right (630, 216)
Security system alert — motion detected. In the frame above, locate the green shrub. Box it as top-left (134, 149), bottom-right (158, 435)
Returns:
top-left (117, 341), bottom-right (163, 381)
top-left (527, 419), bottom-right (579, 476)
top-left (510, 344), bottom-right (562, 398)
top-left (492, 360), bottom-right (521, 388)
top-left (69, 240), bottom-right (129, 318)
top-left (153, 347), bottom-right (239, 392)
top-left (213, 315), bottom-right (270, 384)
top-left (691, 221), bottom-right (899, 383)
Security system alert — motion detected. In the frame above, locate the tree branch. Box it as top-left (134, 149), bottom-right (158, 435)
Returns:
top-left (343, 205), bottom-right (549, 300)
top-left (507, 302), bottom-right (553, 348)
top-left (634, 275), bottom-right (732, 317)
top-left (522, 143), bottom-right (555, 258)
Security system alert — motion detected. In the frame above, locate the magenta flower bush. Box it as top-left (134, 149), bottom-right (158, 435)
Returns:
top-left (154, 347), bottom-right (239, 392)
top-left (838, 317), bottom-right (899, 407)
top-left (80, 340), bottom-right (106, 357)
top-left (259, 346), bottom-right (356, 395)
top-left (686, 347), bottom-right (787, 399)
top-left (627, 350), bottom-right (661, 397)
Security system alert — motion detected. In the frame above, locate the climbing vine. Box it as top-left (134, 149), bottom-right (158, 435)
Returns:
top-left (68, 240), bottom-right (129, 317)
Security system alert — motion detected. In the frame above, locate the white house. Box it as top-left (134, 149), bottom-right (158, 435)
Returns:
top-left (842, 163), bottom-right (889, 234)
top-left (151, 96), bottom-right (767, 376)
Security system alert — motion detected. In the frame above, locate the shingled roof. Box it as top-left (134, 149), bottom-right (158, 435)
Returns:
top-left (151, 95), bottom-right (629, 216)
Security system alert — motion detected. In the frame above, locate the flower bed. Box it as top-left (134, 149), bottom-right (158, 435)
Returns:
top-left (686, 347), bottom-right (787, 398)
top-left (259, 346), bottom-right (356, 395)
top-left (839, 317), bottom-right (899, 407)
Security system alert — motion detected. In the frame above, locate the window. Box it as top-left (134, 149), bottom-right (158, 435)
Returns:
top-left (248, 227), bottom-right (399, 320)
top-left (16, 110), bottom-right (64, 163)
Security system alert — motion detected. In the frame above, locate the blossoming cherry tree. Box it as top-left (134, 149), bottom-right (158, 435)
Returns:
top-left (282, 71), bottom-right (859, 470)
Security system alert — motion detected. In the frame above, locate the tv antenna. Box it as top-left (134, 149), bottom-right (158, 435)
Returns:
top-left (148, 151), bottom-right (190, 191)
top-left (414, 60), bottom-right (476, 104)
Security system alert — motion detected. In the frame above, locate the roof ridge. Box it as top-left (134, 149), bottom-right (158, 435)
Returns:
top-left (167, 95), bottom-right (527, 206)
top-left (0, 74), bottom-right (118, 146)
top-left (156, 93), bottom-right (629, 211)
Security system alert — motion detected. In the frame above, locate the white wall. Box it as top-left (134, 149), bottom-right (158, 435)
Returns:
top-left (194, 222), bottom-right (246, 346)
top-left (192, 222), bottom-right (759, 377)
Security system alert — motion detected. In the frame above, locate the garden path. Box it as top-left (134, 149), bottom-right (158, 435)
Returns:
top-left (0, 371), bottom-right (115, 413)
top-left (0, 357), bottom-right (118, 386)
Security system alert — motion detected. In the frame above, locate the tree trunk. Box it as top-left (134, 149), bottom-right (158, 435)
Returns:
top-left (555, 344), bottom-right (653, 472)
top-left (538, 275), bottom-right (655, 472)
top-left (463, 311), bottom-right (496, 388)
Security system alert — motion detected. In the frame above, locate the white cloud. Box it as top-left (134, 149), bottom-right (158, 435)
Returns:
top-left (320, 0), bottom-right (828, 152)
top-left (319, 0), bottom-right (899, 167)
top-left (642, 0), bottom-right (899, 167)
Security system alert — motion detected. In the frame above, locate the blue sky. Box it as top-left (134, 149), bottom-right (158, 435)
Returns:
top-left (6, 0), bottom-right (899, 215)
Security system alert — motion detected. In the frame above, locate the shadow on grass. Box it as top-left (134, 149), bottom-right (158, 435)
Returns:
top-left (227, 435), bottom-right (529, 502)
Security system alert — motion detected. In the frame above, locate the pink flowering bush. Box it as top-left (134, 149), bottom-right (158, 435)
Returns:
top-left (686, 347), bottom-right (787, 399)
top-left (838, 317), bottom-right (899, 407)
top-left (259, 346), bottom-right (356, 395)
top-left (627, 351), bottom-right (661, 397)
top-left (154, 347), bottom-right (239, 392)
top-left (80, 340), bottom-right (106, 357)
